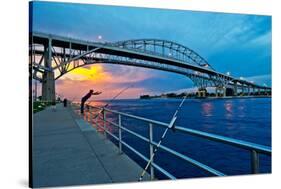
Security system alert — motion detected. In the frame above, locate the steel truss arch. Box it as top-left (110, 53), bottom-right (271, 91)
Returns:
top-left (30, 32), bottom-right (271, 91)
top-left (111, 39), bottom-right (214, 70)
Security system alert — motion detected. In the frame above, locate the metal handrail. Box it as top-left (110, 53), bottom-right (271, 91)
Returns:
top-left (72, 102), bottom-right (271, 180)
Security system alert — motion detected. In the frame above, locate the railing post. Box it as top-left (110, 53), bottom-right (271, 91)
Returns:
top-left (85, 106), bottom-right (88, 121)
top-left (89, 106), bottom-right (92, 124)
top-left (103, 109), bottom-right (107, 137)
top-left (251, 150), bottom-right (259, 174)
top-left (118, 114), bottom-right (122, 154)
top-left (149, 123), bottom-right (155, 180)
top-left (94, 111), bottom-right (99, 128)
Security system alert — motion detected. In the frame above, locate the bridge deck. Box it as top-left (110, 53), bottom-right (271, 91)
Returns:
top-left (32, 103), bottom-right (149, 188)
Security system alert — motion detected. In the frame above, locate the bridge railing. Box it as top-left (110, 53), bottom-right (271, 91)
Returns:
top-left (71, 102), bottom-right (271, 180)
top-left (110, 43), bottom-right (191, 66)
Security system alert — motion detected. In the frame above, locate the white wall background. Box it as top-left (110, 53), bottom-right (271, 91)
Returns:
top-left (0, 0), bottom-right (280, 188)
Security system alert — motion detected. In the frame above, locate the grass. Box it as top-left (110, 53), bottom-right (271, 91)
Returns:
top-left (33, 101), bottom-right (54, 113)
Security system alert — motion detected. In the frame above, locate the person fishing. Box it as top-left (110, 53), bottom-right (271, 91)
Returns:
top-left (80, 89), bottom-right (102, 114)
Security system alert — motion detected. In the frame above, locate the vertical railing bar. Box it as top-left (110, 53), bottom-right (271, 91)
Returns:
top-left (95, 114), bottom-right (99, 129)
top-left (103, 109), bottom-right (107, 137)
top-left (118, 114), bottom-right (122, 154)
top-left (149, 123), bottom-right (155, 180)
top-left (76, 103), bottom-right (271, 179)
top-left (88, 106), bottom-right (92, 122)
top-left (251, 150), bottom-right (259, 174)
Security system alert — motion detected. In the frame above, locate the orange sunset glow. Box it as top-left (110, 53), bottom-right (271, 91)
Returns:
top-left (56, 64), bottom-right (151, 100)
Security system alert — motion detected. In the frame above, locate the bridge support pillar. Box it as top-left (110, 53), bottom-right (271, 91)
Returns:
top-left (233, 82), bottom-right (238, 96)
top-left (241, 86), bottom-right (245, 96)
top-left (215, 87), bottom-right (218, 97)
top-left (215, 87), bottom-right (226, 97)
top-left (42, 72), bottom-right (56, 102)
top-left (266, 89), bottom-right (271, 96)
top-left (41, 38), bottom-right (55, 102)
top-left (223, 87), bottom-right (226, 97)
top-left (197, 88), bottom-right (206, 98)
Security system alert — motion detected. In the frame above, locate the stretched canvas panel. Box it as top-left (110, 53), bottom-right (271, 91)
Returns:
top-left (29, 1), bottom-right (272, 188)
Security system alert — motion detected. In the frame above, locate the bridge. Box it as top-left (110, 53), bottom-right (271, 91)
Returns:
top-left (29, 32), bottom-right (271, 101)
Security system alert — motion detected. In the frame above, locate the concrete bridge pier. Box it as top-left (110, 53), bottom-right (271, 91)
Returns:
top-left (42, 71), bottom-right (56, 102)
top-left (197, 88), bottom-right (207, 98)
top-left (264, 89), bottom-right (267, 96)
top-left (265, 89), bottom-right (271, 96)
top-left (233, 82), bottom-right (238, 96)
top-left (241, 86), bottom-right (245, 96)
top-left (41, 38), bottom-right (56, 102)
top-left (215, 87), bottom-right (226, 97)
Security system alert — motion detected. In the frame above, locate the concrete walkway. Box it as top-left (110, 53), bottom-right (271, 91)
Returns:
top-left (32, 103), bottom-right (149, 188)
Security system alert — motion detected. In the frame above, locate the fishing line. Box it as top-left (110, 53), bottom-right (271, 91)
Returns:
top-left (138, 94), bottom-right (187, 181)
top-left (89, 84), bottom-right (135, 119)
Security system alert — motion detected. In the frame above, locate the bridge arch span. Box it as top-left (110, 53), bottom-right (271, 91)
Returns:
top-left (30, 32), bottom-right (271, 101)
top-left (112, 39), bottom-right (214, 70)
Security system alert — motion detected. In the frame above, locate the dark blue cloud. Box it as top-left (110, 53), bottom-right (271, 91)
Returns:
top-left (31, 1), bottom-right (272, 92)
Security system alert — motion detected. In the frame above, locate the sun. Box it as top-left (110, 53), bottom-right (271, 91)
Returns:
top-left (67, 64), bottom-right (110, 82)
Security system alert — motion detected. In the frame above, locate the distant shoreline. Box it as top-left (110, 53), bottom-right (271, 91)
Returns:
top-left (92, 95), bottom-right (272, 102)
top-left (139, 95), bottom-right (271, 100)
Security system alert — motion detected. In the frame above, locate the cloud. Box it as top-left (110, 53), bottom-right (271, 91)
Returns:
top-left (33, 2), bottom-right (272, 99)
top-left (56, 64), bottom-right (154, 100)
top-left (245, 74), bottom-right (271, 86)
top-left (210, 16), bottom-right (271, 52)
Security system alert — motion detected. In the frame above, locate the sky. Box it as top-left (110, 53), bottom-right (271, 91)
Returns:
top-left (31, 1), bottom-right (272, 100)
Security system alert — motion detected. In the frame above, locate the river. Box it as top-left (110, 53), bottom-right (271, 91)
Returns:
top-left (89, 97), bottom-right (271, 179)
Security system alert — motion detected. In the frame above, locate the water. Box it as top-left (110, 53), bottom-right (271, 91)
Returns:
top-left (89, 97), bottom-right (271, 179)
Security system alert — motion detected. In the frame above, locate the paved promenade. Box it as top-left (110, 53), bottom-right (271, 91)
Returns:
top-left (32, 103), bottom-right (149, 188)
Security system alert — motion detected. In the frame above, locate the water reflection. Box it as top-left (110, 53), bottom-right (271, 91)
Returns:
top-left (237, 105), bottom-right (246, 118)
top-left (89, 101), bottom-right (106, 107)
top-left (224, 101), bottom-right (233, 119)
top-left (201, 102), bottom-right (213, 117)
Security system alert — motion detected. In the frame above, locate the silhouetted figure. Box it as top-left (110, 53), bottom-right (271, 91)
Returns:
top-left (63, 98), bottom-right (67, 107)
top-left (80, 89), bottom-right (102, 114)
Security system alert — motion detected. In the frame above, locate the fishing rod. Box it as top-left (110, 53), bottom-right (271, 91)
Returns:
top-left (92, 84), bottom-right (133, 107)
top-left (70, 96), bottom-right (78, 102)
top-left (138, 94), bottom-right (187, 181)
top-left (88, 84), bottom-right (134, 119)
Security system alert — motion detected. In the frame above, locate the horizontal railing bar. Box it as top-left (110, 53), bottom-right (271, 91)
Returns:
top-left (89, 105), bottom-right (168, 127)
top-left (86, 105), bottom-right (271, 156)
top-left (121, 140), bottom-right (176, 180)
top-left (174, 126), bottom-right (271, 155)
top-left (105, 119), bottom-right (150, 143)
top-left (151, 141), bottom-right (225, 176)
top-left (106, 119), bottom-right (119, 128)
top-left (94, 120), bottom-right (176, 179)
top-left (79, 104), bottom-right (272, 180)
top-left (103, 119), bottom-right (224, 176)
top-left (120, 125), bottom-right (150, 143)
top-left (103, 107), bottom-right (168, 127)
top-left (105, 128), bottom-right (119, 141)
